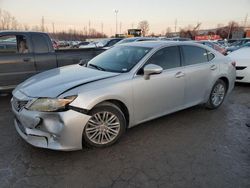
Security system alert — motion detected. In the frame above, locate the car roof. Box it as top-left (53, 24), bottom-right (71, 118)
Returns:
top-left (0, 30), bottom-right (47, 36)
top-left (121, 41), bottom-right (198, 48)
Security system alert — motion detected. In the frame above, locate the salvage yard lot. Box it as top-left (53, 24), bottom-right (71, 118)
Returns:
top-left (0, 84), bottom-right (249, 188)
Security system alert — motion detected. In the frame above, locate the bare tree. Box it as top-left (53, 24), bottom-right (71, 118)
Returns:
top-left (138, 20), bottom-right (149, 36)
top-left (11, 16), bottom-right (19, 30)
top-left (179, 22), bottom-right (202, 39)
top-left (0, 9), bottom-right (21, 30)
top-left (0, 9), bottom-right (12, 30)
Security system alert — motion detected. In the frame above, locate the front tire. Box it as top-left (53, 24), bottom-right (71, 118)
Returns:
top-left (83, 102), bottom-right (126, 148)
top-left (206, 79), bottom-right (227, 109)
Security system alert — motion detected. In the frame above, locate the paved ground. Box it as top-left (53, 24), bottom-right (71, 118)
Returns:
top-left (0, 84), bottom-right (249, 188)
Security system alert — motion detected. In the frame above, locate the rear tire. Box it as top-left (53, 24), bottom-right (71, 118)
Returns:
top-left (206, 79), bottom-right (227, 109)
top-left (83, 102), bottom-right (126, 148)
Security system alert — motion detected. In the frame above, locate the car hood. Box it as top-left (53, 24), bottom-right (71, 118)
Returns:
top-left (14, 64), bottom-right (120, 98)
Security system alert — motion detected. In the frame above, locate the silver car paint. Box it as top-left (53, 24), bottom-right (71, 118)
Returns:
top-left (12, 41), bottom-right (236, 150)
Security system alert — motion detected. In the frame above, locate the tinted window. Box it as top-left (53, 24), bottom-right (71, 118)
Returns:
top-left (146, 46), bottom-right (181, 70)
top-left (182, 45), bottom-right (208, 65)
top-left (32, 34), bottom-right (49, 53)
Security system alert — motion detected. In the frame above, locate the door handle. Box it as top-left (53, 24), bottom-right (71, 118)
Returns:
top-left (210, 65), bottom-right (217, 70)
top-left (23, 58), bottom-right (31, 62)
top-left (175, 71), bottom-right (185, 78)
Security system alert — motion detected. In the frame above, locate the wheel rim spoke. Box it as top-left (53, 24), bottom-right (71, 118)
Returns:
top-left (85, 111), bottom-right (121, 145)
top-left (211, 83), bottom-right (225, 106)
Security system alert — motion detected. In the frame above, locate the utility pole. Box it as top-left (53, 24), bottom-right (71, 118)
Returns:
top-left (120, 22), bottom-right (122, 34)
top-left (174, 19), bottom-right (177, 33)
top-left (101, 22), bottom-right (104, 37)
top-left (227, 22), bottom-right (233, 39)
top-left (41, 16), bottom-right (44, 32)
top-left (88, 20), bottom-right (91, 36)
top-left (114, 9), bottom-right (119, 35)
top-left (52, 22), bottom-right (55, 33)
top-left (244, 14), bottom-right (248, 28)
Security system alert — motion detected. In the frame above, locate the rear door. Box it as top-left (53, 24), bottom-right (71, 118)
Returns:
top-left (0, 34), bottom-right (35, 89)
top-left (180, 45), bottom-right (218, 106)
top-left (31, 33), bottom-right (57, 72)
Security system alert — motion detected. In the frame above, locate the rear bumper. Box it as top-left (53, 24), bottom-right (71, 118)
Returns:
top-left (12, 104), bottom-right (91, 151)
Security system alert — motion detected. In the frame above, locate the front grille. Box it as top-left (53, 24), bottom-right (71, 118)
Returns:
top-left (12, 97), bottom-right (29, 112)
top-left (236, 66), bottom-right (247, 70)
top-left (236, 76), bottom-right (244, 80)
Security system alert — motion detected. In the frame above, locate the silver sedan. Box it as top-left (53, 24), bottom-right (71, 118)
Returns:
top-left (12, 41), bottom-right (236, 150)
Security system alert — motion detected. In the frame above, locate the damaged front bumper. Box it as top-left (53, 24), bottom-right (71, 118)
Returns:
top-left (11, 93), bottom-right (91, 151)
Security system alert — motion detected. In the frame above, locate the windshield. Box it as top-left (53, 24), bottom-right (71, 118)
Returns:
top-left (87, 45), bottom-right (152, 73)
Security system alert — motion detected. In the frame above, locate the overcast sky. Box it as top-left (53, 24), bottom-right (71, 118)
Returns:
top-left (1, 0), bottom-right (250, 35)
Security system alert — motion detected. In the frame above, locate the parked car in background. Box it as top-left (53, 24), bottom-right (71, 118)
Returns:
top-left (228, 47), bottom-right (250, 83)
top-left (12, 41), bottom-right (235, 150)
top-left (226, 38), bottom-right (250, 53)
top-left (0, 31), bottom-right (104, 92)
top-left (80, 38), bottom-right (122, 49)
top-left (115, 37), bottom-right (157, 45)
top-left (162, 37), bottom-right (192, 41)
top-left (226, 42), bottom-right (250, 53)
top-left (51, 39), bottom-right (59, 49)
top-left (77, 41), bottom-right (90, 48)
top-left (216, 40), bottom-right (229, 48)
top-left (196, 41), bottom-right (227, 55)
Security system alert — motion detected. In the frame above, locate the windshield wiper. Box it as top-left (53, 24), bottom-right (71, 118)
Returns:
top-left (88, 63), bottom-right (106, 71)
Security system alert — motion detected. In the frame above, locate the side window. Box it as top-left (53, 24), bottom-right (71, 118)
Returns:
top-left (182, 45), bottom-right (208, 66)
top-left (0, 35), bottom-right (17, 54)
top-left (207, 50), bottom-right (215, 61)
top-left (0, 35), bottom-right (30, 54)
top-left (17, 35), bottom-right (29, 54)
top-left (146, 46), bottom-right (181, 70)
top-left (32, 34), bottom-right (49, 53)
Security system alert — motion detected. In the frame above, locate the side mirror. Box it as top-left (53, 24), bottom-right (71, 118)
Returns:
top-left (79, 59), bottom-right (89, 66)
top-left (143, 64), bottom-right (163, 80)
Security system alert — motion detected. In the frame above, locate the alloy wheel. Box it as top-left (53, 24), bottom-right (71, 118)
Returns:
top-left (211, 83), bottom-right (225, 107)
top-left (85, 111), bottom-right (121, 145)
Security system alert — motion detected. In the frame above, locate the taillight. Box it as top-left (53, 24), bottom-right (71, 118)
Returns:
top-left (231, 61), bottom-right (236, 67)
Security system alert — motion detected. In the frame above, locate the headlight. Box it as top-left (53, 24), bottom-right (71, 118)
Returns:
top-left (27, 96), bottom-right (77, 112)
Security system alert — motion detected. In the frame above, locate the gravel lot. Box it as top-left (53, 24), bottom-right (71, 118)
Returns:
top-left (0, 84), bottom-right (249, 188)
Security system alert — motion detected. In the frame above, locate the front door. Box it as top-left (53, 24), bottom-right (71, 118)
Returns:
top-left (132, 46), bottom-right (185, 124)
